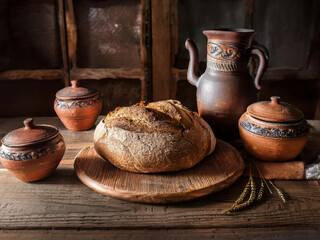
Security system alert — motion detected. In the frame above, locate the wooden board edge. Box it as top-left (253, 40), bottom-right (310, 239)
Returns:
top-left (74, 141), bottom-right (245, 204)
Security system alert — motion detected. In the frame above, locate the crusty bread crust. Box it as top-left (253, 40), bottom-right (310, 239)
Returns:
top-left (94, 100), bottom-right (216, 173)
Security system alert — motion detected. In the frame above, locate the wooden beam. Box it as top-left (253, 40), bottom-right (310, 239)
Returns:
top-left (65, 0), bottom-right (77, 69)
top-left (170, 0), bottom-right (178, 98)
top-left (151, 0), bottom-right (172, 100)
top-left (1, 228), bottom-right (320, 239)
top-left (0, 70), bottom-right (62, 80)
top-left (172, 68), bottom-right (187, 82)
top-left (57, 0), bottom-right (70, 87)
top-left (140, 0), bottom-right (151, 101)
top-left (315, 80), bottom-right (320, 120)
top-left (70, 68), bottom-right (144, 80)
top-left (244, 0), bottom-right (255, 29)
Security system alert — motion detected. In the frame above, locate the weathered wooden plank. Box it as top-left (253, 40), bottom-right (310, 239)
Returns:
top-left (57, 0), bottom-right (70, 87)
top-left (0, 165), bottom-right (319, 229)
top-left (0, 1), bottom-right (62, 71)
top-left (0, 70), bottom-right (62, 80)
top-left (58, 0), bottom-right (70, 87)
top-left (244, 0), bottom-right (255, 29)
top-left (70, 68), bottom-right (144, 80)
top-left (0, 117), bottom-right (319, 231)
top-left (140, 0), bottom-right (151, 101)
top-left (151, 0), bottom-right (172, 100)
top-left (65, 0), bottom-right (77, 69)
top-left (170, 0), bottom-right (179, 98)
top-left (0, 227), bottom-right (319, 240)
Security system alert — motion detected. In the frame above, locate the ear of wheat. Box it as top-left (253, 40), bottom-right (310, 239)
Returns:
top-left (268, 180), bottom-right (287, 204)
top-left (223, 161), bottom-right (287, 214)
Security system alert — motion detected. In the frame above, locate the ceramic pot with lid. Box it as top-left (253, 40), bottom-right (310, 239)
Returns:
top-left (54, 80), bottom-right (102, 131)
top-left (0, 118), bottom-right (65, 181)
top-left (239, 96), bottom-right (309, 161)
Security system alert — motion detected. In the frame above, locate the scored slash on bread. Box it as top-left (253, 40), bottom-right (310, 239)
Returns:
top-left (94, 100), bottom-right (216, 173)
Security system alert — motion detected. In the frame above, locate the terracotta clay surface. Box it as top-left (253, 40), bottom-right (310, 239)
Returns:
top-left (239, 97), bottom-right (309, 162)
top-left (0, 119), bottom-right (65, 182)
top-left (185, 28), bottom-right (268, 140)
top-left (247, 96), bottom-right (304, 122)
top-left (74, 140), bottom-right (244, 203)
top-left (54, 80), bottom-right (102, 131)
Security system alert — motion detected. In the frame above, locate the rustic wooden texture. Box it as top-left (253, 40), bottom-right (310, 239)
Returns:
top-left (152, 0), bottom-right (172, 100)
top-left (65, 0), bottom-right (77, 69)
top-left (70, 68), bottom-right (144, 80)
top-left (0, 165), bottom-right (319, 229)
top-left (244, 0), bottom-right (254, 29)
top-left (74, 0), bottom-right (142, 69)
top-left (0, 228), bottom-right (319, 240)
top-left (0, 118), bottom-right (319, 238)
top-left (0, 70), bottom-right (62, 81)
top-left (139, 0), bottom-right (151, 101)
top-left (58, 0), bottom-right (70, 87)
top-left (67, 0), bottom-right (150, 102)
top-left (74, 140), bottom-right (244, 203)
top-left (0, 0), bottom-right (62, 71)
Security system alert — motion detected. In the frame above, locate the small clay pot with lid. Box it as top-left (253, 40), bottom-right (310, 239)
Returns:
top-left (239, 96), bottom-right (309, 161)
top-left (0, 118), bottom-right (65, 181)
top-left (54, 80), bottom-right (102, 131)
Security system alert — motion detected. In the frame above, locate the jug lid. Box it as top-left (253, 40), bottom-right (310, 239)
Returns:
top-left (2, 118), bottom-right (59, 147)
top-left (56, 80), bottom-right (99, 100)
top-left (247, 96), bottom-right (304, 122)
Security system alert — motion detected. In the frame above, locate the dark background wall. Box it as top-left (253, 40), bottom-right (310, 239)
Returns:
top-left (0, 0), bottom-right (319, 119)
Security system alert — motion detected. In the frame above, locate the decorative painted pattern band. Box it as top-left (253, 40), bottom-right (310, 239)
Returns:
top-left (207, 61), bottom-right (239, 72)
top-left (56, 97), bottom-right (101, 109)
top-left (207, 42), bottom-right (242, 60)
top-left (240, 119), bottom-right (309, 138)
top-left (0, 136), bottom-right (65, 161)
top-left (207, 41), bottom-right (246, 72)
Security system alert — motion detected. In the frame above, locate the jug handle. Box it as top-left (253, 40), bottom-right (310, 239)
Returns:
top-left (250, 46), bottom-right (268, 90)
top-left (185, 39), bottom-right (200, 87)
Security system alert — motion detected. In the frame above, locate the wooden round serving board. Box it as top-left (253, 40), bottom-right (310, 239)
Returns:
top-left (74, 140), bottom-right (244, 203)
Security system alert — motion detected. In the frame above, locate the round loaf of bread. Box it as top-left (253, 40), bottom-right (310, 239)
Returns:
top-left (93, 100), bottom-right (216, 173)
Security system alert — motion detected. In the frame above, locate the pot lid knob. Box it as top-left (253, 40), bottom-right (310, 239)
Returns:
top-left (270, 96), bottom-right (280, 105)
top-left (71, 80), bottom-right (80, 88)
top-left (23, 118), bottom-right (35, 130)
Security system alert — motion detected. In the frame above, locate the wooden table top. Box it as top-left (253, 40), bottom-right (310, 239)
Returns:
top-left (0, 117), bottom-right (320, 239)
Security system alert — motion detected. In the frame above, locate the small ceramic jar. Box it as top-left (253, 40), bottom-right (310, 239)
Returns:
top-left (239, 96), bottom-right (309, 161)
top-left (54, 80), bottom-right (102, 131)
top-left (0, 118), bottom-right (65, 181)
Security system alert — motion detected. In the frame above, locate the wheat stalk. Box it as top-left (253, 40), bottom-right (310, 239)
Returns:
top-left (234, 177), bottom-right (251, 205)
top-left (268, 180), bottom-right (287, 204)
top-left (252, 161), bottom-right (273, 194)
top-left (224, 175), bottom-right (256, 214)
top-left (257, 178), bottom-right (264, 201)
top-left (224, 164), bottom-right (257, 214)
top-left (223, 160), bottom-right (288, 214)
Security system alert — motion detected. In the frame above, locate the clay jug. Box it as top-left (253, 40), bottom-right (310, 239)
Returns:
top-left (186, 28), bottom-right (268, 140)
